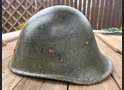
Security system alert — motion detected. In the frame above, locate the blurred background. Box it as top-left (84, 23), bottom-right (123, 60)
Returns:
top-left (2, 0), bottom-right (122, 33)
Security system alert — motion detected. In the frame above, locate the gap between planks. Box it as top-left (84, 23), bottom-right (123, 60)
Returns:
top-left (95, 34), bottom-right (122, 54)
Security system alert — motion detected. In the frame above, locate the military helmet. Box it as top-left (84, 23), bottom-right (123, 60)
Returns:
top-left (9, 5), bottom-right (112, 84)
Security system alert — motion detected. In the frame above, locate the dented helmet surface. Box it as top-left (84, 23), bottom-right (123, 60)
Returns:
top-left (9, 5), bottom-right (112, 84)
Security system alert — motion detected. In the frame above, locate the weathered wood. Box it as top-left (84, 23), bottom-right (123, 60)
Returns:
top-left (79, 0), bottom-right (82, 11)
top-left (14, 78), bottom-right (67, 90)
top-left (83, 0), bottom-right (86, 15)
top-left (95, 34), bottom-right (122, 54)
top-left (69, 76), bottom-right (119, 90)
top-left (2, 40), bottom-right (17, 54)
top-left (66, 0), bottom-right (69, 5)
top-left (97, 0), bottom-right (105, 29)
top-left (2, 69), bottom-right (23, 90)
top-left (95, 36), bottom-right (122, 89)
top-left (74, 0), bottom-right (77, 9)
top-left (113, 0), bottom-right (122, 28)
top-left (38, 80), bottom-right (67, 90)
top-left (2, 49), bottom-right (14, 61)
top-left (2, 0), bottom-right (122, 32)
top-left (62, 0), bottom-right (65, 5)
top-left (70, 0), bottom-right (73, 7)
top-left (14, 77), bottom-right (45, 90)
top-left (2, 40), bottom-right (17, 61)
top-left (2, 56), bottom-right (12, 71)
top-left (105, 0), bottom-right (113, 28)
top-left (93, 0), bottom-right (100, 29)
top-left (86, 0), bottom-right (91, 20)
top-left (57, 0), bottom-right (60, 5)
top-left (90, 0), bottom-right (96, 29)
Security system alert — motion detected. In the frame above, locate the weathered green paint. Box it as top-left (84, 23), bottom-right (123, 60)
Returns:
top-left (9, 6), bottom-right (112, 84)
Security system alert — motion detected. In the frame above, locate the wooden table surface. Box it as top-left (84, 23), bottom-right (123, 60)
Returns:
top-left (2, 34), bottom-right (122, 90)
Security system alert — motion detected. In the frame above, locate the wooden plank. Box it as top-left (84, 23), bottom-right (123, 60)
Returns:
top-left (62, 0), bottom-right (64, 5)
top-left (38, 80), bottom-right (67, 90)
top-left (83, 0), bottom-right (86, 15)
top-left (2, 56), bottom-right (12, 71)
top-left (86, 0), bottom-right (91, 20)
top-left (2, 40), bottom-right (17, 60)
top-left (66, 0), bottom-right (69, 6)
top-left (117, 7), bottom-right (122, 28)
top-left (102, 0), bottom-right (108, 28)
top-left (95, 34), bottom-right (122, 54)
top-left (95, 36), bottom-right (122, 89)
top-left (2, 69), bottom-right (23, 90)
top-left (93, 0), bottom-right (100, 29)
top-left (2, 49), bottom-right (14, 61)
top-left (74, 0), bottom-right (77, 9)
top-left (105, 0), bottom-right (113, 28)
top-left (109, 0), bottom-right (115, 27)
top-left (98, 0), bottom-right (105, 29)
top-left (102, 0), bottom-right (113, 28)
top-left (69, 76), bottom-right (119, 90)
top-left (14, 77), bottom-right (45, 90)
top-left (110, 0), bottom-right (120, 28)
top-left (90, 0), bottom-right (96, 29)
top-left (14, 78), bottom-right (67, 90)
top-left (2, 41), bottom-right (16, 52)
top-left (79, 0), bottom-right (82, 12)
top-left (107, 35), bottom-right (122, 42)
top-left (2, 40), bottom-right (17, 55)
top-left (56, 0), bottom-right (60, 5)
top-left (70, 0), bottom-right (73, 7)
top-left (113, 0), bottom-right (122, 28)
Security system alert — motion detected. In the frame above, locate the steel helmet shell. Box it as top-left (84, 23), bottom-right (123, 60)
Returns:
top-left (9, 5), bottom-right (112, 84)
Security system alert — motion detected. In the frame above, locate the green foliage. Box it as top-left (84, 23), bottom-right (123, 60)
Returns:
top-left (101, 27), bottom-right (119, 32)
top-left (16, 21), bottom-right (27, 30)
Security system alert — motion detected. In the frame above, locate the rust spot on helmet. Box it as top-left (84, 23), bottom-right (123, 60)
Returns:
top-left (48, 48), bottom-right (54, 55)
top-left (84, 41), bottom-right (88, 45)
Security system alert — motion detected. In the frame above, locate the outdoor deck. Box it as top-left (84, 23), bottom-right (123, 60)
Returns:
top-left (2, 33), bottom-right (122, 90)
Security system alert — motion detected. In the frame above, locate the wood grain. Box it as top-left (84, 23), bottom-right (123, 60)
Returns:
top-left (74, 0), bottom-right (77, 9)
top-left (2, 56), bottom-right (12, 71)
top-left (90, 0), bottom-right (96, 29)
top-left (14, 77), bottom-right (45, 90)
top-left (2, 40), bottom-right (17, 61)
top-left (69, 76), bottom-right (119, 90)
top-left (14, 78), bottom-right (67, 90)
top-left (97, 0), bottom-right (105, 29)
top-left (2, 40), bottom-right (17, 54)
top-left (86, 0), bottom-right (91, 20)
top-left (2, 69), bottom-right (23, 90)
top-left (2, 49), bottom-right (14, 61)
top-left (93, 0), bottom-right (100, 29)
top-left (95, 34), bottom-right (122, 54)
top-left (83, 0), bottom-right (86, 15)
